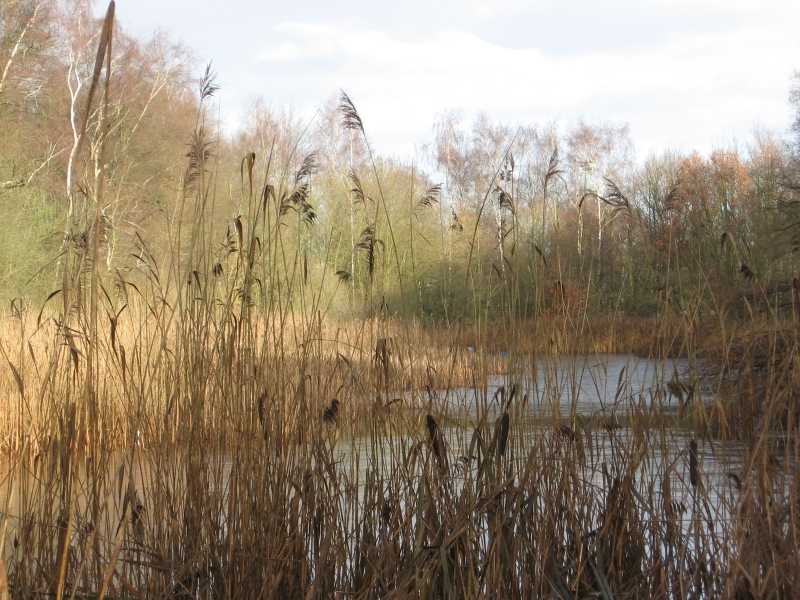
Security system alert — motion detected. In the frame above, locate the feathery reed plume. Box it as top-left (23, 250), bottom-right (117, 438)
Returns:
top-left (287, 179), bottom-right (317, 227)
top-left (349, 169), bottom-right (367, 203)
top-left (198, 62), bottom-right (219, 102)
top-left (498, 154), bottom-right (515, 181)
top-left (417, 184), bottom-right (442, 209)
top-left (666, 378), bottom-right (685, 405)
top-left (184, 126), bottom-right (214, 192)
top-left (356, 224), bottom-right (383, 280)
top-left (495, 187), bottom-right (515, 213)
top-left (450, 207), bottom-right (463, 231)
top-left (295, 151), bottom-right (317, 183)
top-left (603, 178), bottom-right (631, 214)
top-left (578, 178), bottom-right (630, 215)
top-left (339, 90), bottom-right (364, 133)
top-left (544, 146), bottom-right (564, 188)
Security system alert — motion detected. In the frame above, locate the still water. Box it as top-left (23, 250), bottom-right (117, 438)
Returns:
top-left (337, 353), bottom-right (744, 546)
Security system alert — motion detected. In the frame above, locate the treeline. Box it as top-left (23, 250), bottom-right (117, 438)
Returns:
top-left (0, 0), bottom-right (196, 301)
top-left (2, 0), bottom-right (800, 324)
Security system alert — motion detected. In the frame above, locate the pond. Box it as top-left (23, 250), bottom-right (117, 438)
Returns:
top-left (0, 353), bottom-right (771, 598)
top-left (337, 353), bottom-right (743, 527)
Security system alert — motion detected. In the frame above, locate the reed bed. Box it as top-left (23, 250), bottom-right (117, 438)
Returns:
top-left (1, 292), bottom-right (798, 598)
top-left (1, 7), bottom-right (800, 598)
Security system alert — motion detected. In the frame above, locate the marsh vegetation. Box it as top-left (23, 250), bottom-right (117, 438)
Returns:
top-left (2, 2), bottom-right (800, 598)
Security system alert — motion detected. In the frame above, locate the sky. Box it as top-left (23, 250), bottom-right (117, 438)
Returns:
top-left (110, 0), bottom-right (800, 161)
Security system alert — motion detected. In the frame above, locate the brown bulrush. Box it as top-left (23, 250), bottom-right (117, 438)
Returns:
top-left (323, 398), bottom-right (340, 423)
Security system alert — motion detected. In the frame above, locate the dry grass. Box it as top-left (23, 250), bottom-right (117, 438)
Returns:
top-left (1, 238), bottom-right (799, 598)
top-left (1, 10), bottom-right (799, 598)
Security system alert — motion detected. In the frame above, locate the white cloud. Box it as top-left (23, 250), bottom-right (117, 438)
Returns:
top-left (114, 0), bottom-right (800, 158)
top-left (246, 12), bottom-right (800, 159)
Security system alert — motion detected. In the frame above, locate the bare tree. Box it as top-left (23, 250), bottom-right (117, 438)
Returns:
top-left (0, 0), bottom-right (50, 97)
top-left (567, 119), bottom-right (634, 256)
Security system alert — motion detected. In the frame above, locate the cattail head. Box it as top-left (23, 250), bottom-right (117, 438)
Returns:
top-left (323, 399), bottom-right (340, 423)
top-left (498, 412), bottom-right (510, 457)
top-left (381, 497), bottom-right (391, 525)
top-left (689, 439), bottom-right (699, 488)
top-left (740, 263), bottom-right (754, 282)
top-left (426, 414), bottom-right (443, 465)
top-left (426, 414), bottom-right (438, 440)
top-left (558, 424), bottom-right (575, 441)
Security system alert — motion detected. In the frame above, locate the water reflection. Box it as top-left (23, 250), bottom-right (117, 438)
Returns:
top-left (337, 353), bottom-right (744, 541)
